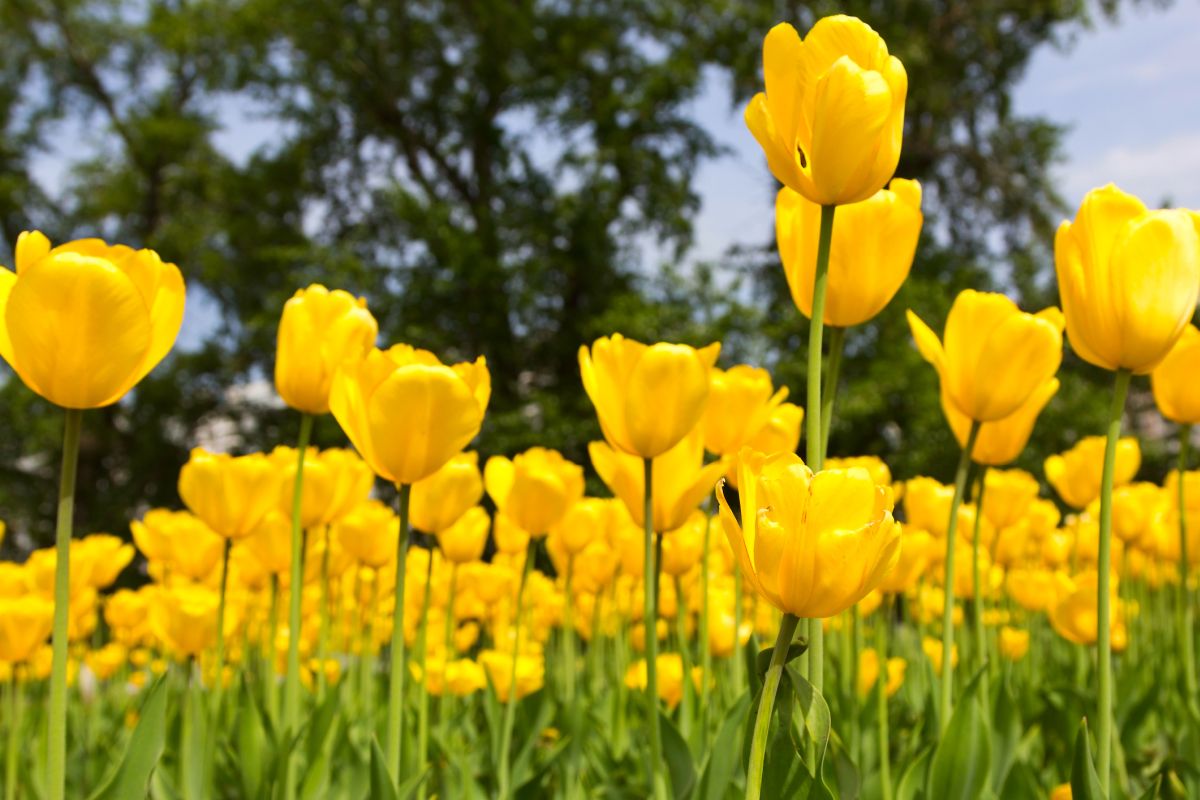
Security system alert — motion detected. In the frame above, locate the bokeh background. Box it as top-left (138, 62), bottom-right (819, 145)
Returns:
top-left (0, 0), bottom-right (1194, 550)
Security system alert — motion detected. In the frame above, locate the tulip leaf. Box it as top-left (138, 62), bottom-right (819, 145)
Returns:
top-left (896, 746), bottom-right (932, 800)
top-left (756, 639), bottom-right (809, 680)
top-left (1070, 718), bottom-right (1106, 800)
top-left (87, 676), bottom-right (169, 800)
top-left (368, 736), bottom-right (400, 800)
top-left (235, 678), bottom-right (270, 799)
top-left (787, 665), bottom-right (831, 772)
top-left (991, 683), bottom-right (1022, 792)
top-left (660, 711), bottom-right (696, 799)
top-left (695, 691), bottom-right (750, 800)
top-left (927, 669), bottom-right (991, 800)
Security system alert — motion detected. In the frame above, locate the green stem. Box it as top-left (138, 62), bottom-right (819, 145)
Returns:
top-left (441, 563), bottom-right (457, 740)
top-left (699, 512), bottom-right (712, 735)
top-left (206, 536), bottom-right (232, 790)
top-left (1097, 369), bottom-right (1131, 793)
top-left (497, 538), bottom-right (535, 800)
top-left (361, 574), bottom-right (377, 721)
top-left (266, 575), bottom-right (280, 723)
top-left (1177, 426), bottom-right (1198, 715)
top-left (674, 575), bottom-right (692, 741)
top-left (971, 466), bottom-right (990, 712)
top-left (6, 672), bottom-right (21, 800)
top-left (746, 613), bottom-right (801, 800)
top-left (415, 549), bottom-right (434, 800)
top-left (732, 561), bottom-right (744, 691)
top-left (821, 325), bottom-right (845, 458)
top-left (562, 557), bottom-right (575, 703)
top-left (939, 420), bottom-right (980, 729)
top-left (46, 407), bottom-right (81, 800)
top-left (282, 412), bottom-right (313, 797)
top-left (877, 598), bottom-right (893, 800)
top-left (386, 483), bottom-right (412, 785)
top-left (805, 203), bottom-right (836, 696)
top-left (317, 526), bottom-right (332, 700)
top-left (180, 662), bottom-right (198, 800)
top-left (642, 457), bottom-right (664, 796)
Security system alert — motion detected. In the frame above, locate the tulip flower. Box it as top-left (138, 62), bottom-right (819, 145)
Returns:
top-left (726, 401), bottom-right (804, 489)
top-left (858, 648), bottom-right (904, 698)
top-left (877, 526), bottom-right (935, 595)
top-left (1045, 436), bottom-right (1140, 510)
top-left (1049, 571), bottom-right (1127, 650)
top-left (945, 379), bottom-right (1060, 467)
top-left (902, 477), bottom-right (954, 538)
top-left (701, 365), bottom-right (789, 457)
top-left (179, 449), bottom-right (279, 541)
top-left (0, 232), bottom-right (185, 800)
top-left (777, 179), bottom-right (922, 328)
top-left (999, 627), bottom-right (1030, 661)
top-left (744, 16), bottom-right (907, 207)
top-left (410, 452), bottom-right (484, 535)
top-left (485, 448), bottom-right (585, 538)
top-left (978, 469), bottom-right (1040, 532)
top-left (0, 596), bottom-right (54, 664)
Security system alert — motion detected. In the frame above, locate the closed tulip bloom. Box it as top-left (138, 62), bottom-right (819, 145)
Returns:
top-left (0, 232), bottom-right (185, 409)
top-left (1152, 324), bottom-right (1200, 423)
top-left (485, 448), bottom-right (585, 537)
top-left (76, 534), bottom-right (135, 589)
top-left (660, 513), bottom-right (707, 577)
top-left (726, 401), bottom-right (805, 489)
top-left (436, 506), bottom-right (490, 565)
top-left (702, 365), bottom-right (788, 456)
top-left (858, 648), bottom-right (905, 697)
top-left (0, 595), bottom-right (54, 662)
top-left (179, 449), bottom-right (278, 540)
top-left (150, 584), bottom-right (221, 659)
top-left (744, 16), bottom-right (907, 206)
top-left (244, 511), bottom-right (292, 575)
top-left (902, 477), bottom-right (954, 538)
top-left (908, 290), bottom-right (1063, 423)
top-left (999, 627), bottom-right (1030, 661)
top-left (1104, 483), bottom-right (1165, 545)
top-left (1056, 185), bottom-right (1200, 374)
top-left (945, 377), bottom-right (1060, 467)
top-left (778, 179), bottom-right (922, 326)
top-left (330, 344), bottom-right (490, 485)
top-left (334, 500), bottom-right (398, 569)
top-left (922, 636), bottom-right (957, 675)
top-left (978, 469), bottom-right (1040, 531)
top-left (877, 526), bottom-right (936, 594)
top-left (590, 428), bottom-right (728, 533)
top-left (1050, 570), bottom-right (1126, 649)
top-left (579, 334), bottom-right (720, 459)
top-left (1045, 436), bottom-right (1141, 510)
top-left (275, 284), bottom-right (378, 415)
top-left (549, 497), bottom-right (622, 558)
top-left (1007, 567), bottom-right (1071, 613)
top-left (479, 649), bottom-right (544, 703)
top-left (410, 452), bottom-right (484, 535)
top-left (717, 448), bottom-right (899, 618)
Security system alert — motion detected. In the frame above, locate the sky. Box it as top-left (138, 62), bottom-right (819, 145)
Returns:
top-left (686, 0), bottom-right (1200, 264)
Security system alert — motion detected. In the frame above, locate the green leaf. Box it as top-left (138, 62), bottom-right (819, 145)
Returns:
top-left (1070, 718), bottom-right (1106, 800)
top-left (755, 639), bottom-right (810, 679)
top-left (695, 692), bottom-right (750, 800)
top-left (990, 683), bottom-right (1022, 792)
top-left (660, 711), bottom-right (696, 800)
top-left (788, 666), bottom-right (831, 772)
top-left (87, 677), bottom-right (169, 800)
top-left (396, 768), bottom-right (430, 800)
top-left (927, 669), bottom-right (992, 800)
top-left (235, 679), bottom-right (269, 799)
top-left (896, 745), bottom-right (932, 800)
top-left (368, 737), bottom-right (400, 800)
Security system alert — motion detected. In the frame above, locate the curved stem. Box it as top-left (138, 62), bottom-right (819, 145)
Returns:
top-left (1097, 368), bottom-right (1131, 793)
top-left (971, 467), bottom-right (990, 716)
top-left (805, 203), bottom-right (836, 696)
top-left (6, 672), bottom-right (21, 800)
top-left (386, 483), bottom-right (412, 785)
top-left (562, 557), bottom-right (575, 703)
top-left (317, 526), bottom-right (332, 699)
top-left (441, 562), bottom-right (457, 741)
top-left (699, 512), bottom-right (712, 734)
top-left (497, 537), bottom-right (535, 800)
top-left (642, 457), bottom-right (664, 792)
top-left (939, 420), bottom-right (980, 729)
top-left (674, 574), bottom-right (692, 740)
top-left (1177, 425), bottom-right (1198, 715)
top-left (282, 412), bottom-right (313, 797)
top-left (746, 613), bottom-right (800, 800)
top-left (46, 407), bottom-right (81, 800)
top-left (415, 549), bottom-right (434, 800)
top-left (877, 597), bottom-right (893, 800)
top-left (820, 325), bottom-right (845, 458)
top-left (206, 537), bottom-right (232, 789)
top-left (266, 575), bottom-right (280, 722)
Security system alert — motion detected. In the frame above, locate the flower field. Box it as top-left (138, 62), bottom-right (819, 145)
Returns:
top-left (0, 10), bottom-right (1198, 800)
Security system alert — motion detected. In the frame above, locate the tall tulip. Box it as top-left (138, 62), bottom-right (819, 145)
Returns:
top-left (1044, 436), bottom-right (1140, 510)
top-left (331, 343), bottom-right (488, 785)
top-left (579, 333), bottom-right (717, 789)
top-left (908, 289), bottom-right (1062, 726)
top-left (1054, 183), bottom-right (1200, 791)
top-left (0, 232), bottom-right (185, 800)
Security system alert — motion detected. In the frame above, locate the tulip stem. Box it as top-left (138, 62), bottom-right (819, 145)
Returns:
top-left (804, 203), bottom-right (836, 698)
top-left (283, 412), bottom-right (313, 799)
top-left (642, 457), bottom-right (665, 797)
top-left (746, 613), bottom-right (800, 800)
top-left (416, 549), bottom-right (434, 800)
top-left (699, 512), bottom-right (712, 735)
top-left (46, 407), bottom-right (81, 800)
top-left (970, 467), bottom-right (990, 718)
top-left (1177, 425), bottom-right (1199, 717)
top-left (386, 482), bottom-right (412, 786)
top-left (821, 325), bottom-right (845, 458)
top-left (497, 537), bottom-right (535, 800)
top-left (6, 671), bottom-right (22, 800)
top-left (266, 575), bottom-right (280, 722)
top-left (877, 597), bottom-right (893, 800)
top-left (674, 574), bottom-right (693, 741)
top-left (317, 526), bottom-right (332, 699)
top-left (562, 556), bottom-right (576, 704)
top-left (441, 562), bottom-right (457, 741)
top-left (1098, 368), bottom-right (1131, 793)
top-left (939, 419), bottom-right (980, 730)
top-left (206, 537), bottom-right (232, 789)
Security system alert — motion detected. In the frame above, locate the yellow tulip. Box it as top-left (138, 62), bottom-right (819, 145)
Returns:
top-left (244, 511), bottom-right (293, 575)
top-left (922, 635), bottom-right (957, 675)
top-left (623, 654), bottom-right (702, 710)
top-left (179, 449), bottom-right (278, 540)
top-left (1103, 483), bottom-right (1166, 545)
top-left (717, 449), bottom-right (899, 618)
top-left (272, 447), bottom-right (374, 529)
top-left (590, 427), bottom-right (728, 533)
top-left (579, 334), bottom-right (720, 459)
top-left (998, 627), bottom-right (1030, 661)
top-left (485, 448), bottom-right (584, 537)
top-left (442, 658), bottom-right (488, 696)
top-left (725, 401), bottom-right (805, 489)
top-left (479, 649), bottom-right (544, 702)
top-left (105, 588), bottom-right (152, 647)
top-left (330, 344), bottom-right (490, 485)
top-left (548, 498), bottom-right (618, 558)
top-left (436, 506), bottom-right (490, 565)
top-left (85, 643), bottom-right (128, 681)
top-left (333, 500), bottom-right (398, 570)
top-left (777, 179), bottom-right (922, 326)
top-left (1151, 324), bottom-right (1200, 424)
top-left (1055, 184), bottom-right (1200, 374)
top-left (133, 509), bottom-right (224, 582)
top-left (744, 16), bottom-right (907, 206)
top-left (569, 539), bottom-right (621, 595)
top-left (150, 584), bottom-right (221, 659)
top-left (877, 525), bottom-right (935, 594)
top-left (0, 232), bottom-right (185, 408)
top-left (75, 534), bottom-right (135, 589)
top-left (901, 477), bottom-right (954, 538)
top-left (274, 284), bottom-right (378, 415)
top-left (701, 365), bottom-right (788, 456)
top-left (978, 469), bottom-right (1040, 532)
top-left (825, 456), bottom-right (892, 490)
top-left (857, 648), bottom-right (905, 697)
top-left (944, 377), bottom-right (1060, 467)
top-left (410, 452), bottom-right (483, 535)
top-left (908, 290), bottom-right (1063, 424)
top-left (1050, 784), bottom-right (1073, 800)
top-left (660, 512), bottom-right (706, 578)
top-left (1049, 570), bottom-right (1126, 650)
top-left (1045, 436), bottom-right (1140, 509)
top-left (0, 595), bottom-right (54, 662)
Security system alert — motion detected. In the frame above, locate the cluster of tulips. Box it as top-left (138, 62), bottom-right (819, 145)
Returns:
top-left (0, 10), bottom-right (1197, 800)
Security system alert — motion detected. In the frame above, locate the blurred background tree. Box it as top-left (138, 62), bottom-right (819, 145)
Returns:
top-left (0, 0), bottom-right (1170, 549)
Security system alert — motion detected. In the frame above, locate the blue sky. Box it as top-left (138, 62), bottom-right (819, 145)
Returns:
top-left (687, 1), bottom-right (1200, 263)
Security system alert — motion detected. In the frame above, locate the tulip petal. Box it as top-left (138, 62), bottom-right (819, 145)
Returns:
top-left (14, 231), bottom-right (49, 274)
top-left (624, 343), bottom-right (711, 458)
top-left (483, 456), bottom-right (515, 508)
top-left (808, 56), bottom-right (892, 205)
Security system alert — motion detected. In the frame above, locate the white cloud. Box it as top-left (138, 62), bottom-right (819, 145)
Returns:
top-left (1060, 132), bottom-right (1200, 209)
